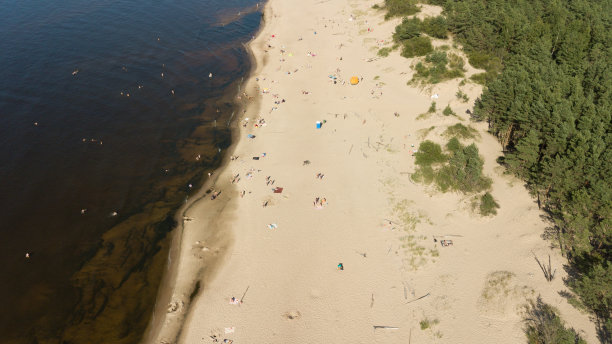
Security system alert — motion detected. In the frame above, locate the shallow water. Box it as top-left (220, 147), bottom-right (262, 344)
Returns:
top-left (0, 0), bottom-right (261, 342)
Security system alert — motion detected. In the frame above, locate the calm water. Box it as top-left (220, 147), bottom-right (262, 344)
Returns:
top-left (0, 0), bottom-right (261, 342)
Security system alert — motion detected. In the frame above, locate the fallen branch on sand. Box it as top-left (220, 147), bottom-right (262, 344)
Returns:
top-left (405, 292), bottom-right (430, 304)
top-left (373, 325), bottom-right (399, 330)
top-left (532, 252), bottom-right (556, 282)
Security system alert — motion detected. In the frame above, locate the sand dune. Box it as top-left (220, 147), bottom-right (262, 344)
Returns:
top-left (148, 0), bottom-right (597, 343)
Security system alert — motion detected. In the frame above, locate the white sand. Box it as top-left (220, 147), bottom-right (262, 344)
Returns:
top-left (147, 1), bottom-right (598, 343)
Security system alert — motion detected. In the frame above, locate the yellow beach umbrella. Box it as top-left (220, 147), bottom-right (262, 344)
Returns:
top-left (350, 76), bottom-right (359, 85)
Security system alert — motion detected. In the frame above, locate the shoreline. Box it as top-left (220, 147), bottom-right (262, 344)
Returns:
top-left (143, 3), bottom-right (268, 343)
top-left (150, 0), bottom-right (598, 343)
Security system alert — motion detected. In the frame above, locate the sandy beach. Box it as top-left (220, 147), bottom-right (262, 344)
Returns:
top-left (147, 0), bottom-right (598, 343)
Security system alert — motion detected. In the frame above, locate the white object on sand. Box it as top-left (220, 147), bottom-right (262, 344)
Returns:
top-left (224, 327), bottom-right (235, 334)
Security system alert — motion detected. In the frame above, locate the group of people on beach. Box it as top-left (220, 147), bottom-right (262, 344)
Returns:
top-left (201, 19), bottom-right (353, 342)
top-left (314, 197), bottom-right (327, 208)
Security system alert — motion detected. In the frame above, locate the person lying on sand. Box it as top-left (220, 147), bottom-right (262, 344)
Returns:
top-left (211, 191), bottom-right (220, 200)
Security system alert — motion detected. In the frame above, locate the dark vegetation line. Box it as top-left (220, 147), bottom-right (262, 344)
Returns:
top-left (379, 0), bottom-right (611, 342)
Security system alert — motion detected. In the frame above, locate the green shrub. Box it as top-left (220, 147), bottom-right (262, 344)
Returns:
top-left (470, 71), bottom-right (496, 85)
top-left (421, 16), bottom-right (448, 39)
top-left (418, 125), bottom-right (436, 139)
top-left (467, 51), bottom-right (492, 70)
top-left (413, 50), bottom-right (464, 84)
top-left (411, 164), bottom-right (435, 184)
top-left (467, 52), bottom-right (501, 83)
top-left (415, 141), bottom-right (446, 166)
top-left (393, 17), bottom-right (421, 41)
top-left (425, 50), bottom-right (448, 65)
top-left (428, 101), bottom-right (437, 113)
top-left (384, 0), bottom-right (419, 19)
top-left (378, 47), bottom-right (392, 57)
top-left (456, 89), bottom-right (469, 102)
top-left (452, 143), bottom-right (491, 192)
top-left (446, 137), bottom-right (462, 152)
top-left (525, 297), bottom-right (587, 344)
top-left (419, 318), bottom-right (439, 330)
top-left (479, 192), bottom-right (499, 215)
top-left (435, 166), bottom-right (454, 192)
top-left (448, 53), bottom-right (465, 70)
top-left (413, 139), bottom-right (491, 194)
top-left (400, 36), bottom-right (433, 58)
top-left (443, 123), bottom-right (479, 139)
top-left (444, 68), bottom-right (464, 79)
top-left (419, 319), bottom-right (429, 330)
top-left (442, 104), bottom-right (455, 116)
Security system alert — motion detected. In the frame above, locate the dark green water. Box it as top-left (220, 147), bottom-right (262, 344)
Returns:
top-left (0, 0), bottom-right (262, 342)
